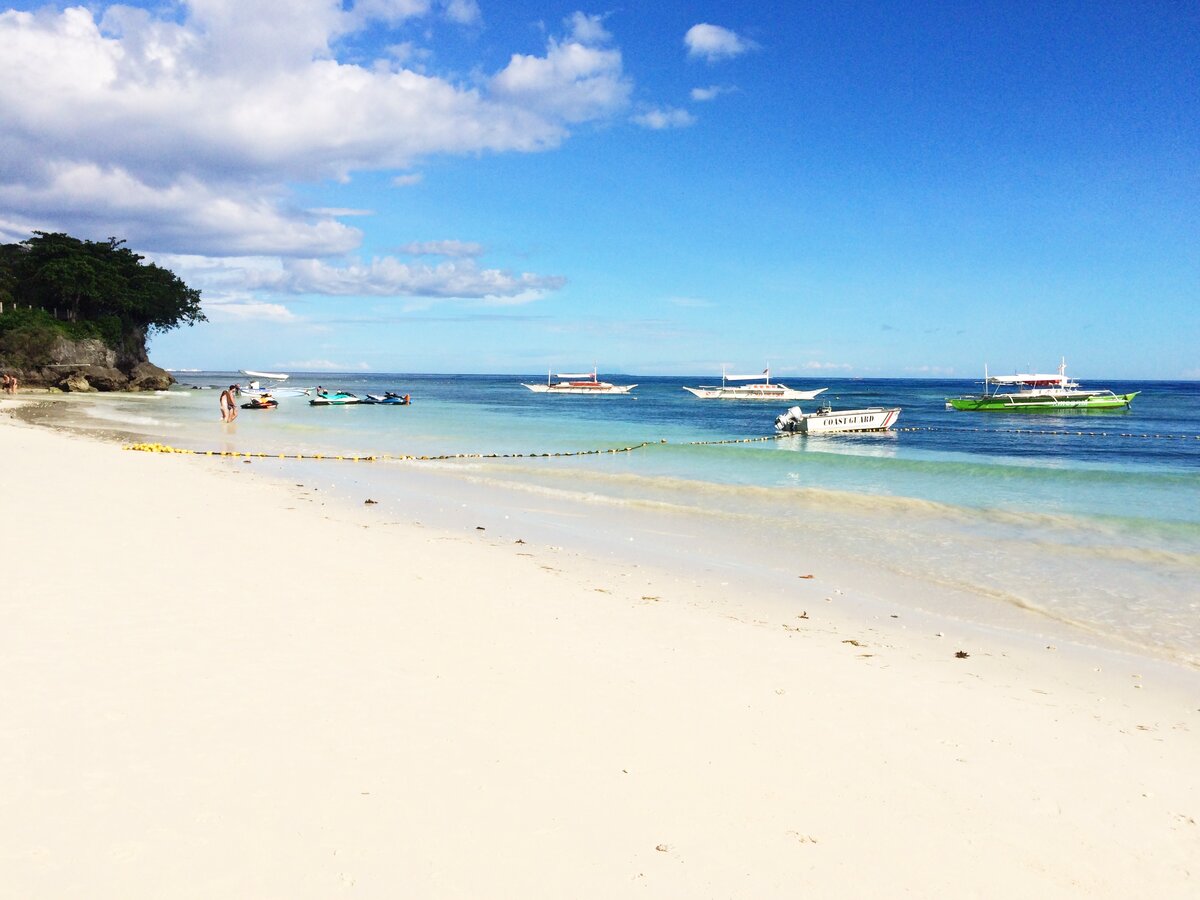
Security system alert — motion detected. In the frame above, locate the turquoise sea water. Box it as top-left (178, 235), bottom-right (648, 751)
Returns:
top-left (47, 373), bottom-right (1200, 664)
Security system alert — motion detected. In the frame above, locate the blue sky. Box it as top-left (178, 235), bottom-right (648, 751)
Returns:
top-left (2, 1), bottom-right (1196, 378)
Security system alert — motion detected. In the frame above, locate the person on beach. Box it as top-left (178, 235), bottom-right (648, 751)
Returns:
top-left (219, 384), bottom-right (238, 422)
top-left (3, 373), bottom-right (17, 394)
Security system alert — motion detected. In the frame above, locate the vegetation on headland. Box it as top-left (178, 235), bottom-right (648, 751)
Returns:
top-left (0, 232), bottom-right (205, 388)
top-left (0, 231), bottom-right (204, 345)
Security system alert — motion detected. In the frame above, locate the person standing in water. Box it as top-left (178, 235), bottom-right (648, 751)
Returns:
top-left (219, 384), bottom-right (238, 422)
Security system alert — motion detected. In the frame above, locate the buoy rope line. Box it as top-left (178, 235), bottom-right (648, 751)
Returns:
top-left (124, 426), bottom-right (1197, 462)
top-left (894, 426), bottom-right (1199, 439)
top-left (123, 440), bottom-right (659, 461)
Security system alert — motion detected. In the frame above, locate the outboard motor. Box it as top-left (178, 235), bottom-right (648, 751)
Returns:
top-left (775, 406), bottom-right (804, 432)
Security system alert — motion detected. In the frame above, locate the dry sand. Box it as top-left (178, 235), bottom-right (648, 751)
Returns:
top-left (2, 401), bottom-right (1198, 898)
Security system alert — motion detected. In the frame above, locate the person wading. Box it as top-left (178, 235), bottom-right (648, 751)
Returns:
top-left (219, 384), bottom-right (239, 422)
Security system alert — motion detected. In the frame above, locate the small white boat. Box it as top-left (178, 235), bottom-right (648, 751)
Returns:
top-left (775, 403), bottom-right (901, 434)
top-left (240, 369), bottom-right (289, 381)
top-left (522, 369), bottom-right (637, 395)
top-left (684, 367), bottom-right (826, 401)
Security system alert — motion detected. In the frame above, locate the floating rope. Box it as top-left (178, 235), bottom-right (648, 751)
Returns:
top-left (894, 426), bottom-right (1200, 439)
top-left (123, 440), bottom-right (658, 461)
top-left (123, 425), bottom-right (1199, 461)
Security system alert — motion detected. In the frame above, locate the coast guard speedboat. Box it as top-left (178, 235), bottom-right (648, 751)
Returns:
top-left (775, 403), bottom-right (901, 434)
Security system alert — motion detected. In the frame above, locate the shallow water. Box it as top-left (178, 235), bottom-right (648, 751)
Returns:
top-left (40, 372), bottom-right (1200, 664)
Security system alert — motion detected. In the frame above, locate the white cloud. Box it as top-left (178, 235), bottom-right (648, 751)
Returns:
top-left (275, 358), bottom-right (371, 371)
top-left (684, 23), bottom-right (757, 62)
top-left (0, 162), bottom-right (361, 256)
top-left (491, 14), bottom-right (631, 123)
top-left (203, 298), bottom-right (298, 323)
top-left (392, 173), bottom-right (424, 187)
top-left (441, 0), bottom-right (481, 27)
top-left (0, 3), bottom-right (633, 256)
top-left (566, 11), bottom-right (610, 44)
top-left (798, 360), bottom-right (855, 371)
top-left (399, 240), bottom-right (484, 257)
top-left (633, 107), bottom-right (695, 130)
top-left (308, 207), bottom-right (374, 217)
top-left (150, 248), bottom-right (557, 307)
top-left (253, 257), bottom-right (566, 301)
top-left (690, 84), bottom-right (733, 101)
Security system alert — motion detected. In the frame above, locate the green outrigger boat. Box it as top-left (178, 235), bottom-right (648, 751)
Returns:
top-left (947, 360), bottom-right (1139, 412)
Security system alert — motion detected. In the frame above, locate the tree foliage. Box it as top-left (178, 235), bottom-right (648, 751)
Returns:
top-left (0, 232), bottom-right (205, 343)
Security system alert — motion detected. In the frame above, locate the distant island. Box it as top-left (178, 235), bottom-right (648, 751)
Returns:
top-left (0, 231), bottom-right (204, 391)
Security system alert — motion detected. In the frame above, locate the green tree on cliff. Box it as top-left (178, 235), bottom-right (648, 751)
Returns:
top-left (0, 232), bottom-right (205, 343)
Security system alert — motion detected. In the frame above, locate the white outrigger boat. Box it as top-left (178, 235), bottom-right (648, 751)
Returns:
top-left (684, 367), bottom-right (826, 401)
top-left (775, 403), bottom-right (901, 434)
top-left (240, 369), bottom-right (289, 381)
top-left (522, 369), bottom-right (637, 395)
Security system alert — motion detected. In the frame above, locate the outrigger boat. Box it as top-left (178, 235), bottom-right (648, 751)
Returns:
top-left (240, 369), bottom-right (289, 381)
top-left (684, 367), bottom-right (826, 401)
top-left (775, 403), bottom-right (901, 434)
top-left (946, 360), bottom-right (1138, 411)
top-left (522, 369), bottom-right (637, 395)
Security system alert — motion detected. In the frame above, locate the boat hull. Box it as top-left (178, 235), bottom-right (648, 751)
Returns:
top-left (946, 391), bottom-right (1139, 411)
top-left (775, 406), bottom-right (901, 434)
top-left (684, 386), bottom-right (827, 401)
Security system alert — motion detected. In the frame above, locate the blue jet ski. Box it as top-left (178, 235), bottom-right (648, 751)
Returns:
top-left (361, 392), bottom-right (411, 405)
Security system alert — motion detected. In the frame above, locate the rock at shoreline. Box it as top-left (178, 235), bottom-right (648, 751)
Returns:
top-left (127, 362), bottom-right (174, 391)
top-left (3, 335), bottom-right (175, 393)
top-left (62, 373), bottom-right (95, 393)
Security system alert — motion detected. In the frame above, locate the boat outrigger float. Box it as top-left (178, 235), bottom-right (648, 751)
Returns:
top-left (946, 359), bottom-right (1138, 411)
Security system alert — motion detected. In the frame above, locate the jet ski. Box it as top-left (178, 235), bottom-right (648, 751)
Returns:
top-left (309, 390), bottom-right (360, 406)
top-left (241, 393), bottom-right (279, 409)
top-left (361, 392), bottom-right (411, 405)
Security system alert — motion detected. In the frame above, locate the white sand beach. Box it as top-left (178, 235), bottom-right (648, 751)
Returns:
top-left (2, 401), bottom-right (1198, 898)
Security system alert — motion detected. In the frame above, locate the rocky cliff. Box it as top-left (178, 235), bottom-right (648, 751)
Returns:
top-left (1, 331), bottom-right (174, 392)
